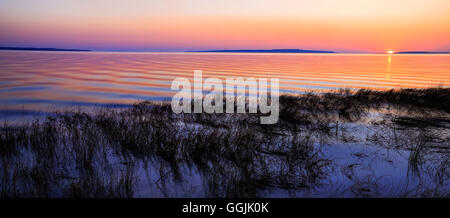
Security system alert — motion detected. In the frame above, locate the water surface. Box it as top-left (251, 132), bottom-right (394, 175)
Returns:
top-left (0, 51), bottom-right (449, 114)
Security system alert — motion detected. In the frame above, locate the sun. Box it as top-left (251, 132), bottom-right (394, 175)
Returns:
top-left (386, 50), bottom-right (395, 54)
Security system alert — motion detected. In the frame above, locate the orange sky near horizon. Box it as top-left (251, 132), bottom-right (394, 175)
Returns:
top-left (0, 0), bottom-right (449, 52)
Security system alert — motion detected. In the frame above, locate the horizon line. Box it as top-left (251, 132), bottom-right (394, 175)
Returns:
top-left (1, 46), bottom-right (449, 54)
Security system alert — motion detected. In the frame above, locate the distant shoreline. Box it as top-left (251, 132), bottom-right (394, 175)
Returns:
top-left (396, 51), bottom-right (450, 54)
top-left (1, 47), bottom-right (449, 54)
top-left (0, 47), bottom-right (91, 52)
top-left (186, 49), bottom-right (335, 53)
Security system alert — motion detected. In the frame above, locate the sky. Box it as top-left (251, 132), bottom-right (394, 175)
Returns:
top-left (0, 0), bottom-right (449, 52)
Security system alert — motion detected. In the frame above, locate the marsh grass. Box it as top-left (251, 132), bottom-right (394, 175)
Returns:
top-left (0, 88), bottom-right (449, 197)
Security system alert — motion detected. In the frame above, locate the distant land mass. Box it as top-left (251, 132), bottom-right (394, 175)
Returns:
top-left (186, 49), bottom-right (335, 53)
top-left (396, 51), bottom-right (450, 54)
top-left (0, 47), bottom-right (90, 52)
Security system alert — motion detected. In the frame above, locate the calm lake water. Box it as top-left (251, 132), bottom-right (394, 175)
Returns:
top-left (0, 51), bottom-right (449, 115)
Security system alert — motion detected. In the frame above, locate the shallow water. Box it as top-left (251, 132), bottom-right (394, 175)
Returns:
top-left (0, 51), bottom-right (449, 116)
